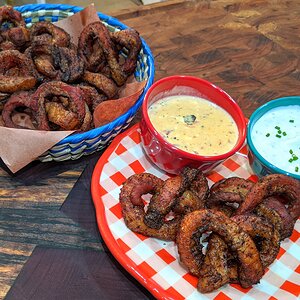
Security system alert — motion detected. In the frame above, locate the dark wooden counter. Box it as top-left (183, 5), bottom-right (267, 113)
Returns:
top-left (115, 0), bottom-right (300, 118)
top-left (1, 0), bottom-right (300, 299)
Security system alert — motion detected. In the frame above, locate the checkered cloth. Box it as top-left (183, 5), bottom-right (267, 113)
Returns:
top-left (93, 124), bottom-right (300, 300)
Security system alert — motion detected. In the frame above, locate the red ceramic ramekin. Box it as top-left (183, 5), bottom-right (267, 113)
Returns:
top-left (140, 75), bottom-right (246, 174)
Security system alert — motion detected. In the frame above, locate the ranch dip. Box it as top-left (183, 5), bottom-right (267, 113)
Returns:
top-left (251, 105), bottom-right (300, 175)
top-left (148, 95), bottom-right (238, 156)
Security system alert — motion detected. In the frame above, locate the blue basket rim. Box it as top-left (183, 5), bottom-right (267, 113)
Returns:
top-left (14, 3), bottom-right (155, 146)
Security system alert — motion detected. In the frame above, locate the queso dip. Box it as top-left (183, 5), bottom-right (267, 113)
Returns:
top-left (148, 95), bottom-right (238, 156)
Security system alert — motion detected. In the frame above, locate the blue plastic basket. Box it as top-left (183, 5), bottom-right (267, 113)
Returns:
top-left (14, 4), bottom-right (155, 162)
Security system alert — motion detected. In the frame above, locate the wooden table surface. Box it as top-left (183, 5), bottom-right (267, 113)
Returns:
top-left (1, 0), bottom-right (300, 299)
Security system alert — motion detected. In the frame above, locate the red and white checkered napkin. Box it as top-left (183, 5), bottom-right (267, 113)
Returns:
top-left (96, 125), bottom-right (300, 300)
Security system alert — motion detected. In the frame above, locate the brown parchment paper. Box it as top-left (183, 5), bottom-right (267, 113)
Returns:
top-left (0, 4), bottom-right (145, 173)
top-left (93, 79), bottom-right (146, 127)
top-left (55, 4), bottom-right (100, 45)
top-left (0, 127), bottom-right (73, 173)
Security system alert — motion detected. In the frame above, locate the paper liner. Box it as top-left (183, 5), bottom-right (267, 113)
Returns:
top-left (0, 127), bottom-right (73, 173)
top-left (93, 79), bottom-right (146, 127)
top-left (55, 4), bottom-right (100, 45)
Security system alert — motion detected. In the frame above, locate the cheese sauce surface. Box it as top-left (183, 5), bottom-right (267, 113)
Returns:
top-left (251, 105), bottom-right (300, 175)
top-left (148, 95), bottom-right (238, 156)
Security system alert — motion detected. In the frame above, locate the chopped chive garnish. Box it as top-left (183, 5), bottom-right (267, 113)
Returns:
top-left (289, 120), bottom-right (294, 123)
top-left (266, 133), bottom-right (270, 137)
top-left (283, 132), bottom-right (287, 136)
top-left (296, 167), bottom-right (299, 172)
top-left (277, 130), bottom-right (282, 134)
top-left (289, 158), bottom-right (293, 163)
top-left (275, 126), bottom-right (280, 129)
top-left (290, 149), bottom-right (293, 154)
top-left (276, 134), bottom-right (281, 138)
top-left (293, 156), bottom-right (298, 161)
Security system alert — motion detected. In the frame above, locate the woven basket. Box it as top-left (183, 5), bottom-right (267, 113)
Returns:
top-left (14, 4), bottom-right (155, 162)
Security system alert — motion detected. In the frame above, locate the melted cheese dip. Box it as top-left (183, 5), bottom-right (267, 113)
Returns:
top-left (148, 95), bottom-right (239, 156)
top-left (251, 105), bottom-right (300, 175)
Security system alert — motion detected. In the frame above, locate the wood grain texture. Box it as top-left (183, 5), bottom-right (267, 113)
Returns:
top-left (1, 0), bottom-right (300, 298)
top-left (115, 0), bottom-right (300, 118)
top-left (1, 154), bottom-right (154, 300)
top-left (0, 154), bottom-right (101, 299)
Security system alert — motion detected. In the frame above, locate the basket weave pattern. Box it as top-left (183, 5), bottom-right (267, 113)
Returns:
top-left (14, 4), bottom-right (154, 162)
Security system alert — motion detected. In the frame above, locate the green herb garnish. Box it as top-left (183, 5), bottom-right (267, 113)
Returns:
top-left (296, 167), bottom-right (299, 172)
top-left (276, 134), bottom-right (281, 138)
top-left (183, 115), bottom-right (196, 125)
top-left (266, 133), bottom-right (270, 137)
top-left (289, 120), bottom-right (294, 123)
